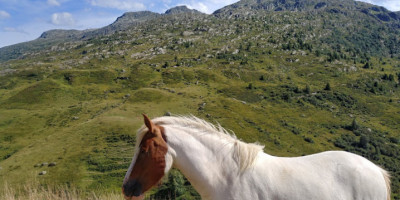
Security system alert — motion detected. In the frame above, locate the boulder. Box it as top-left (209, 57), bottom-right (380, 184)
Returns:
top-left (39, 171), bottom-right (47, 175)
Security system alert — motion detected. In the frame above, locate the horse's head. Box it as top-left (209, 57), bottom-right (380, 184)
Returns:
top-left (122, 114), bottom-right (171, 200)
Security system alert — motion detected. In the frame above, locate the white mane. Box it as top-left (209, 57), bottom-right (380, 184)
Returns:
top-left (136, 115), bottom-right (264, 172)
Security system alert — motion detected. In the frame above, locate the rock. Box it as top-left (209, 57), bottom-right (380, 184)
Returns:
top-left (349, 66), bottom-right (358, 72)
top-left (41, 162), bottom-right (48, 167)
top-left (164, 112), bottom-right (172, 116)
top-left (182, 31), bottom-right (194, 36)
top-left (198, 102), bottom-right (206, 110)
top-left (131, 52), bottom-right (145, 59)
top-left (157, 48), bottom-right (166, 54)
top-left (39, 171), bottom-right (47, 175)
top-left (48, 162), bottom-right (57, 167)
top-left (72, 116), bottom-right (79, 120)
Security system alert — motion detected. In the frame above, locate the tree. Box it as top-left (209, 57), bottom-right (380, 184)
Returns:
top-left (247, 83), bottom-right (253, 89)
top-left (324, 83), bottom-right (331, 91)
top-left (363, 62), bottom-right (371, 69)
top-left (350, 118), bottom-right (359, 131)
top-left (359, 135), bottom-right (369, 149)
top-left (304, 84), bottom-right (311, 94)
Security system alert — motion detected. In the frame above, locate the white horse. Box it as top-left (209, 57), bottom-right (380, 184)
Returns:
top-left (123, 115), bottom-right (391, 200)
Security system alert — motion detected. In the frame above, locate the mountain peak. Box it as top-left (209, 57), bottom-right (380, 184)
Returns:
top-left (114, 11), bottom-right (160, 23)
top-left (213, 0), bottom-right (400, 23)
top-left (165, 5), bottom-right (202, 15)
top-left (39, 29), bottom-right (82, 40)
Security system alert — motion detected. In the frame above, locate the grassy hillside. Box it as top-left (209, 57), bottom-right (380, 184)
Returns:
top-left (0, 1), bottom-right (400, 199)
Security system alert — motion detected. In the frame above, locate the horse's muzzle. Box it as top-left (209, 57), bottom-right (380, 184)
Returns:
top-left (122, 179), bottom-right (144, 199)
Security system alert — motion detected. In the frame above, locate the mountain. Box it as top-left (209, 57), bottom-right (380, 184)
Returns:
top-left (165, 5), bottom-right (202, 15)
top-left (92, 11), bottom-right (161, 34)
top-left (213, 0), bottom-right (400, 58)
top-left (0, 7), bottom-right (204, 62)
top-left (0, 0), bottom-right (399, 199)
top-left (213, 0), bottom-right (400, 24)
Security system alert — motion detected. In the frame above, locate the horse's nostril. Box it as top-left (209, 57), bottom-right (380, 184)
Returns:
top-left (123, 179), bottom-right (143, 197)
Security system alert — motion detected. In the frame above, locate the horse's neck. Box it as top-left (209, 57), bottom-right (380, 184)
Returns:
top-left (165, 126), bottom-right (239, 198)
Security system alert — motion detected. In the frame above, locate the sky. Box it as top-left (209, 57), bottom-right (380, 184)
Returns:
top-left (0, 0), bottom-right (399, 48)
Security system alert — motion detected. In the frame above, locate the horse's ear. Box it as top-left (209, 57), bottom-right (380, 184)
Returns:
top-left (143, 114), bottom-right (155, 133)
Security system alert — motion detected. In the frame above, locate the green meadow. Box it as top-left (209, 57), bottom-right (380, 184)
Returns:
top-left (0, 3), bottom-right (400, 199)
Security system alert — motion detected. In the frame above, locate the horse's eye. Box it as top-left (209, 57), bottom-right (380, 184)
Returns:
top-left (141, 149), bottom-right (145, 154)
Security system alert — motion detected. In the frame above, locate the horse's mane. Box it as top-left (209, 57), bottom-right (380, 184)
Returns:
top-left (136, 115), bottom-right (264, 172)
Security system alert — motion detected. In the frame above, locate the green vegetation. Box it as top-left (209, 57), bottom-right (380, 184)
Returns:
top-left (0, 0), bottom-right (400, 199)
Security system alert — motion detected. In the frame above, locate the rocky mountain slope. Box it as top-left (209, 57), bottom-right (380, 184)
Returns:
top-left (0, 0), bottom-right (399, 199)
top-left (0, 6), bottom-right (203, 62)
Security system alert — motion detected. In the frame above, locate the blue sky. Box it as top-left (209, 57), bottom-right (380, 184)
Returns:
top-left (0, 0), bottom-right (399, 48)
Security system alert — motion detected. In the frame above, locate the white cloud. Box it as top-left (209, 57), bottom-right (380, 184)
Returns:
top-left (162, 0), bottom-right (172, 4)
top-left (185, 2), bottom-right (210, 13)
top-left (90, 0), bottom-right (146, 11)
top-left (3, 27), bottom-right (28, 34)
top-left (380, 1), bottom-right (400, 11)
top-left (0, 10), bottom-right (11, 19)
top-left (51, 12), bottom-right (75, 26)
top-left (176, 0), bottom-right (240, 14)
top-left (47, 0), bottom-right (60, 6)
top-left (359, 0), bottom-right (400, 11)
top-left (207, 0), bottom-right (238, 5)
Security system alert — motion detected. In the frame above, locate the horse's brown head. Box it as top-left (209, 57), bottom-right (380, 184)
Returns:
top-left (122, 114), bottom-right (168, 200)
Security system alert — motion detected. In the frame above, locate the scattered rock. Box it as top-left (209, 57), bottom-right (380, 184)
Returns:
top-left (349, 66), bottom-right (358, 72)
top-left (182, 31), bottom-right (194, 36)
top-left (39, 171), bottom-right (47, 175)
top-left (164, 112), bottom-right (172, 116)
top-left (48, 162), bottom-right (57, 167)
top-left (131, 52), bottom-right (146, 59)
top-left (41, 162), bottom-right (48, 167)
top-left (72, 116), bottom-right (79, 120)
top-left (198, 102), bottom-right (206, 110)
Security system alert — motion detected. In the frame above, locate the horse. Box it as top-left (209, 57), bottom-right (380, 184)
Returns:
top-left (122, 114), bottom-right (391, 200)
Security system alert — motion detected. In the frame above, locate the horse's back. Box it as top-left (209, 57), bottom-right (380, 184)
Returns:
top-left (249, 151), bottom-right (389, 200)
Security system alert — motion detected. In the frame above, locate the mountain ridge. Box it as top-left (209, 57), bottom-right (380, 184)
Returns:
top-left (0, 6), bottom-right (205, 62)
top-left (0, 1), bottom-right (399, 62)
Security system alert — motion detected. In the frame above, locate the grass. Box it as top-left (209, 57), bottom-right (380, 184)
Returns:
top-left (1, 182), bottom-right (123, 200)
top-left (0, 8), bottom-right (399, 198)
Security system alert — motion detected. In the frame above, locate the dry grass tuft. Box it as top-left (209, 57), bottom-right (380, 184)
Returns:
top-left (1, 182), bottom-right (123, 200)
